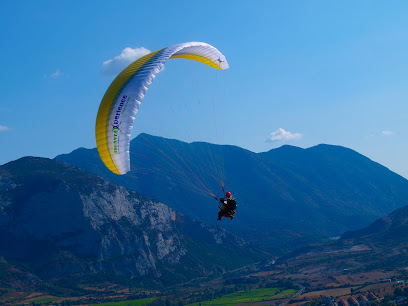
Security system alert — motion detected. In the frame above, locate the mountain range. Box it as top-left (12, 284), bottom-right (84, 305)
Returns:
top-left (56, 133), bottom-right (408, 250)
top-left (2, 134), bottom-right (408, 295)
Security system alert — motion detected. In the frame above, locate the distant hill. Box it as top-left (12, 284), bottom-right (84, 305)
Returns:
top-left (0, 157), bottom-right (265, 290)
top-left (338, 204), bottom-right (408, 269)
top-left (342, 204), bottom-right (408, 246)
top-left (277, 203), bottom-right (408, 281)
top-left (55, 134), bottom-right (408, 251)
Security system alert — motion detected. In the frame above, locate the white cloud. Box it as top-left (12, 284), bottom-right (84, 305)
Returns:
top-left (51, 69), bottom-right (63, 78)
top-left (381, 130), bottom-right (394, 135)
top-left (101, 47), bottom-right (151, 76)
top-left (0, 125), bottom-right (9, 132)
top-left (265, 128), bottom-right (302, 143)
top-left (44, 69), bottom-right (65, 79)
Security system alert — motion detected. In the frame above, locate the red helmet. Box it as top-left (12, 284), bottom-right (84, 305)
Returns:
top-left (226, 191), bottom-right (232, 197)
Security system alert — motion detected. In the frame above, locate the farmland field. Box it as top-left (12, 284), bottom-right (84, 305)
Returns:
top-left (88, 297), bottom-right (156, 306)
top-left (189, 288), bottom-right (296, 305)
top-left (30, 297), bottom-right (59, 304)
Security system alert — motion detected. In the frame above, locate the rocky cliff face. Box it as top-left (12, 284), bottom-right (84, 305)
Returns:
top-left (0, 157), bottom-right (262, 286)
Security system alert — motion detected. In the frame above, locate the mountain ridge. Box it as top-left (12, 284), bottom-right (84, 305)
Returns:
top-left (55, 133), bottom-right (408, 250)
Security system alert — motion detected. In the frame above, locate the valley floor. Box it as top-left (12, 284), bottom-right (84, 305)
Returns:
top-left (3, 245), bottom-right (408, 306)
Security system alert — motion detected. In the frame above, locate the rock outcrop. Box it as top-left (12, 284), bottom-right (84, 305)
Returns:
top-left (0, 157), bottom-right (262, 286)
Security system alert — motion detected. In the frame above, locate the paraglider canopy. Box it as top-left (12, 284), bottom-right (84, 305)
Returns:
top-left (95, 42), bottom-right (229, 175)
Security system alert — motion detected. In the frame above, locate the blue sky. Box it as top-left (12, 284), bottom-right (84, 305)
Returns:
top-left (1, 1), bottom-right (408, 178)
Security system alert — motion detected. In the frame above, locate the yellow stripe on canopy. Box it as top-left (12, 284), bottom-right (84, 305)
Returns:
top-left (95, 49), bottom-right (163, 175)
top-left (170, 54), bottom-right (223, 69)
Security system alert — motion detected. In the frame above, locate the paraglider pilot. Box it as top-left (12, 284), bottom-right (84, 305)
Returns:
top-left (217, 191), bottom-right (237, 220)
